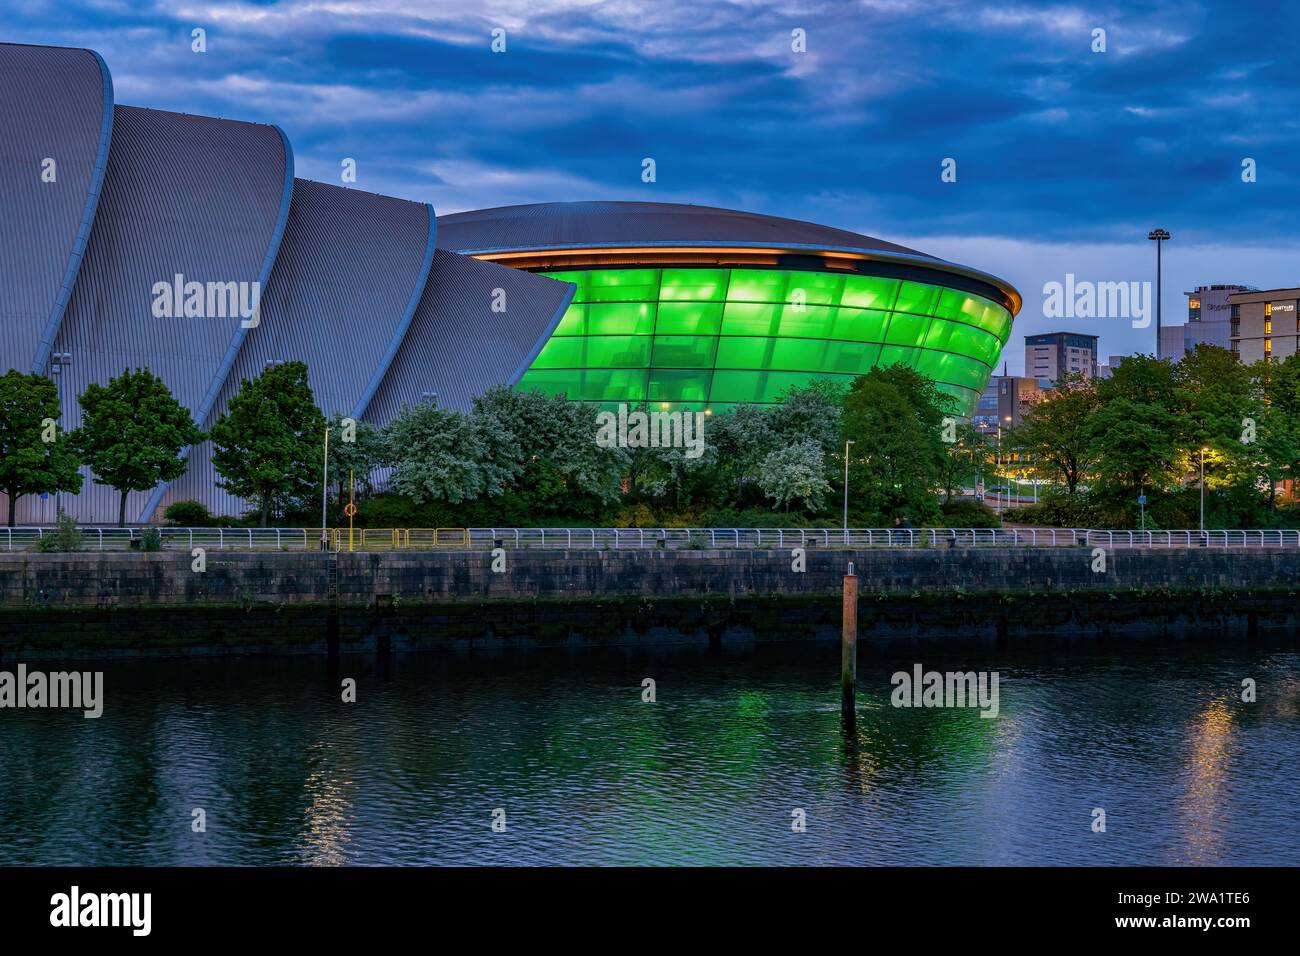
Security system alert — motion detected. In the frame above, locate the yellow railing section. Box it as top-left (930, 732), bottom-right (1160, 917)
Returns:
top-left (311, 528), bottom-right (472, 551)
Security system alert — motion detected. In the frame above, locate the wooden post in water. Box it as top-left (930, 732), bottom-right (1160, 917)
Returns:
top-left (842, 561), bottom-right (858, 719)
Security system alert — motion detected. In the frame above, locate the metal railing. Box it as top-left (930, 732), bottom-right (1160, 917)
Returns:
top-left (5, 526), bottom-right (1300, 552)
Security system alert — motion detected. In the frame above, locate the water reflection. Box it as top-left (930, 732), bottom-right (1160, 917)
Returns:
top-left (0, 637), bottom-right (1297, 865)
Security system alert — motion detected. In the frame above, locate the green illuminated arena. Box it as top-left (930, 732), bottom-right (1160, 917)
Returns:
top-left (436, 202), bottom-right (1021, 415)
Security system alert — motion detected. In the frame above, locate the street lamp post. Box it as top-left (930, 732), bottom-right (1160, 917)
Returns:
top-left (1200, 446), bottom-right (1208, 532)
top-left (49, 351), bottom-right (72, 521)
top-left (994, 423), bottom-right (1002, 515)
top-left (320, 426), bottom-right (330, 551)
top-left (1148, 229), bottom-right (1171, 355)
top-left (842, 439), bottom-right (854, 543)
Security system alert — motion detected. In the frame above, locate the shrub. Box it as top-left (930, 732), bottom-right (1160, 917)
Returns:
top-left (164, 500), bottom-right (215, 526)
top-left (36, 513), bottom-right (85, 552)
top-left (139, 527), bottom-right (163, 551)
top-left (1012, 490), bottom-right (1103, 528)
top-left (939, 498), bottom-right (1001, 529)
top-left (614, 503), bottom-right (657, 528)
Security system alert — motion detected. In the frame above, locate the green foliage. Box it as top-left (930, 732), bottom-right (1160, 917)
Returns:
top-left (758, 440), bottom-right (831, 512)
top-left (139, 527), bottom-right (163, 551)
top-left (1012, 489), bottom-right (1104, 528)
top-left (386, 403), bottom-right (494, 504)
top-left (164, 499), bottom-right (215, 526)
top-left (941, 423), bottom-right (991, 502)
top-left (841, 364), bottom-right (949, 525)
top-left (326, 411), bottom-right (388, 500)
top-left (36, 512), bottom-right (85, 552)
top-left (473, 386), bottom-right (626, 516)
top-left (0, 370), bottom-right (83, 526)
top-left (939, 498), bottom-right (1000, 529)
top-left (1009, 372), bottom-right (1096, 494)
top-left (210, 361), bottom-right (326, 527)
top-left (73, 367), bottom-right (204, 526)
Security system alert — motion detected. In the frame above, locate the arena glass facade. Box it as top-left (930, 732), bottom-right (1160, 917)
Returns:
top-left (436, 202), bottom-right (1021, 418)
top-left (518, 266), bottom-right (1013, 415)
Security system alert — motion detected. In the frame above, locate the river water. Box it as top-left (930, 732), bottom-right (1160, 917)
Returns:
top-left (1, 634), bottom-right (1297, 865)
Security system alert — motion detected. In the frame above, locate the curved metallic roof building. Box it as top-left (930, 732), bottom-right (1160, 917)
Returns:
top-left (164, 178), bottom-right (437, 518)
top-left (1, 42), bottom-right (1019, 524)
top-left (0, 42), bottom-right (113, 376)
top-left (438, 201), bottom-right (1020, 416)
top-left (52, 104), bottom-right (293, 523)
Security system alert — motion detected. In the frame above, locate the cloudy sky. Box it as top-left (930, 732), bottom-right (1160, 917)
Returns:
top-left (5, 0), bottom-right (1297, 373)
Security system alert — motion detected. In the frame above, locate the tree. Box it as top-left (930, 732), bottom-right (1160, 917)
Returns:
top-left (1251, 355), bottom-right (1300, 510)
top-left (758, 440), bottom-right (831, 512)
top-left (72, 368), bottom-right (204, 527)
top-left (325, 411), bottom-right (388, 508)
top-left (841, 365), bottom-right (950, 523)
top-left (386, 403), bottom-right (491, 504)
top-left (1089, 355), bottom-right (1180, 497)
top-left (940, 422), bottom-right (991, 502)
top-left (472, 386), bottom-right (625, 515)
top-left (1087, 396), bottom-right (1180, 493)
top-left (704, 403), bottom-right (778, 506)
top-left (210, 361), bottom-right (325, 527)
top-left (0, 370), bottom-right (83, 526)
top-left (1009, 373), bottom-right (1097, 494)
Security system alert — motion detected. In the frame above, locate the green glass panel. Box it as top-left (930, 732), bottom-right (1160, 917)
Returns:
top-left (934, 382), bottom-right (979, 416)
top-left (828, 308), bottom-right (890, 342)
top-left (517, 368), bottom-right (648, 402)
top-left (722, 268), bottom-right (788, 303)
top-left (651, 335), bottom-right (718, 368)
top-left (893, 280), bottom-right (942, 315)
top-left (840, 275), bottom-right (901, 310)
top-left (796, 340), bottom-right (881, 374)
top-left (923, 318), bottom-right (1001, 365)
top-left (781, 270), bottom-right (845, 306)
top-left (938, 288), bottom-right (1013, 341)
top-left (647, 369), bottom-right (712, 402)
top-left (720, 302), bottom-right (890, 340)
top-left (715, 337), bottom-right (778, 369)
top-left (553, 302), bottom-right (657, 336)
top-left (659, 268), bottom-right (727, 301)
top-left (655, 301), bottom-right (723, 335)
top-left (531, 335), bottom-right (650, 369)
top-left (915, 350), bottom-right (989, 389)
top-left (725, 338), bottom-right (882, 375)
top-left (538, 270), bottom-right (589, 299)
top-left (721, 302), bottom-right (783, 337)
top-left (883, 311), bottom-right (931, 346)
top-left (878, 345), bottom-right (919, 369)
top-left (581, 268), bottom-right (661, 303)
top-left (711, 369), bottom-right (856, 404)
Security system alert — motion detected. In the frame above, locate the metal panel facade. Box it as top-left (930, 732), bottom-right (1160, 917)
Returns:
top-left (164, 180), bottom-right (436, 519)
top-left (0, 42), bottom-right (112, 376)
top-left (364, 249), bottom-right (575, 422)
top-left (22, 105), bottom-right (292, 524)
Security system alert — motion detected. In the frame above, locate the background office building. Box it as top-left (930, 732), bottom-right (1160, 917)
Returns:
top-left (974, 375), bottom-right (1047, 435)
top-left (1024, 332), bottom-right (1099, 381)
top-left (1159, 284), bottom-right (1253, 361)
top-left (1228, 288), bottom-right (1300, 364)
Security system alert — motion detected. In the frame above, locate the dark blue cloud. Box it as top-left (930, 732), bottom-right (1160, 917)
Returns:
top-left (3, 0), bottom-right (1297, 251)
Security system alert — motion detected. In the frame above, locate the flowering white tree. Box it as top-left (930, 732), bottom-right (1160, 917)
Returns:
top-left (758, 440), bottom-right (831, 512)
